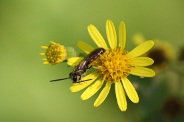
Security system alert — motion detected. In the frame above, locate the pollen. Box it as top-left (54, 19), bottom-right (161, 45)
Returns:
top-left (93, 47), bottom-right (132, 83)
top-left (40, 41), bottom-right (67, 65)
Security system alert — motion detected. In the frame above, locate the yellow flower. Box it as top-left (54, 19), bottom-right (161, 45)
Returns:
top-left (68, 20), bottom-right (155, 111)
top-left (40, 41), bottom-right (67, 65)
top-left (132, 33), bottom-right (146, 45)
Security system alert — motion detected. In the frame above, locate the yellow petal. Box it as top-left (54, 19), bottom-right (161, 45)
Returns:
top-left (129, 57), bottom-right (154, 66)
top-left (88, 24), bottom-right (108, 49)
top-left (122, 78), bottom-right (139, 103)
top-left (40, 46), bottom-right (48, 49)
top-left (118, 21), bottom-right (126, 50)
top-left (81, 79), bottom-right (104, 100)
top-left (132, 33), bottom-right (145, 45)
top-left (70, 72), bottom-right (98, 92)
top-left (106, 20), bottom-right (117, 49)
top-left (42, 58), bottom-right (47, 61)
top-left (67, 57), bottom-right (83, 67)
top-left (127, 40), bottom-right (154, 59)
top-left (77, 41), bottom-right (94, 54)
top-left (50, 41), bottom-right (56, 44)
top-left (94, 82), bottom-right (111, 107)
top-left (43, 61), bottom-right (49, 64)
top-left (40, 53), bottom-right (45, 56)
top-left (115, 81), bottom-right (127, 111)
top-left (130, 67), bottom-right (155, 77)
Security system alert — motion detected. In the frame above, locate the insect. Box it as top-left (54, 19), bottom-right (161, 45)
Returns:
top-left (50, 47), bottom-right (106, 83)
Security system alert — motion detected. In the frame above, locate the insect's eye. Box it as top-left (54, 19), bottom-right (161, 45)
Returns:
top-left (72, 75), bottom-right (81, 83)
top-left (73, 76), bottom-right (77, 82)
top-left (70, 73), bottom-right (77, 82)
top-left (69, 73), bottom-right (75, 82)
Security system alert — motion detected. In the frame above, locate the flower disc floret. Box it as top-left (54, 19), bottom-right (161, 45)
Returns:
top-left (93, 47), bottom-right (132, 82)
top-left (40, 41), bottom-right (67, 65)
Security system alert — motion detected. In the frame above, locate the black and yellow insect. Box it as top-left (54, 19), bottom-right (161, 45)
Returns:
top-left (50, 48), bottom-right (105, 83)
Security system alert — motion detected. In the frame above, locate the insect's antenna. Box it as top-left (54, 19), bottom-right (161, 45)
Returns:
top-left (79, 79), bottom-right (92, 83)
top-left (50, 77), bottom-right (70, 82)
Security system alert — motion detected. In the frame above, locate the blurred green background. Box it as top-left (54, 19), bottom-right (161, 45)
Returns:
top-left (0, 0), bottom-right (184, 122)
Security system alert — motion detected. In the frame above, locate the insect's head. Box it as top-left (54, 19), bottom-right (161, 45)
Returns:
top-left (69, 72), bottom-right (81, 83)
top-left (99, 48), bottom-right (106, 54)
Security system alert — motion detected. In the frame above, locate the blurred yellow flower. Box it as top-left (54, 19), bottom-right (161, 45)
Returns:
top-left (68, 20), bottom-right (155, 111)
top-left (147, 41), bottom-right (173, 68)
top-left (133, 33), bottom-right (173, 72)
top-left (178, 47), bottom-right (184, 62)
top-left (162, 97), bottom-right (184, 118)
top-left (40, 41), bottom-right (67, 65)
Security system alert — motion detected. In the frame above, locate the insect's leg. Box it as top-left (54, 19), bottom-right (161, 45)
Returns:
top-left (79, 75), bottom-right (81, 81)
top-left (73, 80), bottom-right (77, 83)
top-left (87, 65), bottom-right (92, 69)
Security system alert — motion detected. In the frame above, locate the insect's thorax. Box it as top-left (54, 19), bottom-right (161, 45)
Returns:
top-left (73, 60), bottom-right (88, 74)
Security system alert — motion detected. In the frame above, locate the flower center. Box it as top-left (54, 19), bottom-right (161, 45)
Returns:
top-left (93, 47), bottom-right (131, 83)
top-left (45, 43), bottom-right (67, 64)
